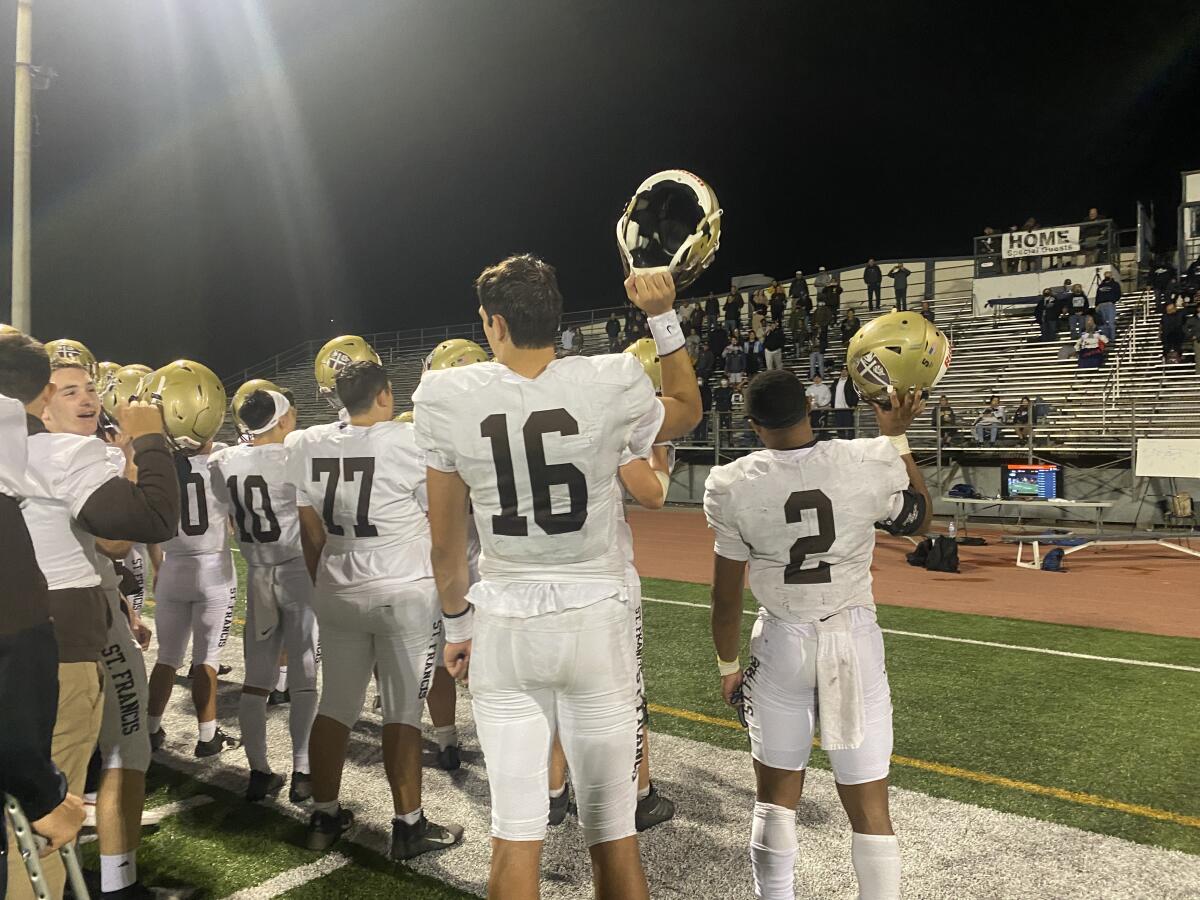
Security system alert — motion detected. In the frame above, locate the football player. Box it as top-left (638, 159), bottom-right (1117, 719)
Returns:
top-left (144, 361), bottom-right (239, 757)
top-left (1, 333), bottom-right (178, 900)
top-left (705, 370), bottom-right (930, 900)
top-left (208, 388), bottom-right (319, 804)
top-left (289, 359), bottom-right (463, 860)
top-left (414, 256), bottom-right (701, 899)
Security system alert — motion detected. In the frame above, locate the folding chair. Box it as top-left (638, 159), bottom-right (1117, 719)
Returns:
top-left (4, 793), bottom-right (90, 900)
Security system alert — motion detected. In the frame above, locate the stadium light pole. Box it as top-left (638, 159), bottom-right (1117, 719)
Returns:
top-left (10, 0), bottom-right (32, 334)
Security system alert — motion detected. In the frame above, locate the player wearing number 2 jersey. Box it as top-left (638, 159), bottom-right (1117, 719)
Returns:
top-left (288, 361), bottom-right (463, 861)
top-left (415, 256), bottom-right (700, 899)
top-left (705, 370), bottom-right (930, 900)
top-left (145, 439), bottom-right (238, 758)
top-left (209, 390), bottom-right (320, 805)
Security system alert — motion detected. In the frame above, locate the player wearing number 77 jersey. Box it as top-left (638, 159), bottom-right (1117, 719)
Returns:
top-left (414, 255), bottom-right (701, 899)
top-left (286, 360), bottom-right (464, 862)
top-left (208, 389), bottom-right (320, 805)
top-left (704, 370), bottom-right (931, 900)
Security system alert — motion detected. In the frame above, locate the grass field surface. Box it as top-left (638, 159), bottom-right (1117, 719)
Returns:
top-left (115, 554), bottom-right (1198, 898)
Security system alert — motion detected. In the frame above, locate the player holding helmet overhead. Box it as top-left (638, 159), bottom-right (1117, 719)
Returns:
top-left (143, 360), bottom-right (240, 758)
top-left (705, 363), bottom-right (938, 900)
top-left (288, 359), bottom-right (464, 861)
top-left (414, 252), bottom-right (702, 898)
top-left (209, 388), bottom-right (320, 804)
top-left (313, 335), bottom-right (381, 410)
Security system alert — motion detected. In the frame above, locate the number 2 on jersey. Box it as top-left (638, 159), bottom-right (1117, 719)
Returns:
top-left (784, 490), bottom-right (835, 584)
top-left (312, 458), bottom-right (378, 537)
top-left (481, 409), bottom-right (588, 537)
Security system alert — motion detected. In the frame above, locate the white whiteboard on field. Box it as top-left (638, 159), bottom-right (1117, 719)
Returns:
top-left (1135, 439), bottom-right (1200, 478)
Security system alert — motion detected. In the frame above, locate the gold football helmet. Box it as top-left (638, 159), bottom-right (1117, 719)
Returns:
top-left (101, 365), bottom-right (154, 423)
top-left (424, 338), bottom-right (488, 372)
top-left (314, 335), bottom-right (380, 403)
top-left (140, 360), bottom-right (227, 451)
top-left (616, 170), bottom-right (721, 291)
top-left (231, 377), bottom-right (292, 432)
top-left (624, 338), bottom-right (662, 392)
top-left (96, 361), bottom-right (122, 392)
top-left (0, 323), bottom-right (21, 335)
top-left (846, 311), bottom-right (951, 404)
top-left (45, 339), bottom-right (98, 378)
top-left (394, 410), bottom-right (414, 424)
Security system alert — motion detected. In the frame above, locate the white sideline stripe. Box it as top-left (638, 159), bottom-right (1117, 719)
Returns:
top-left (641, 595), bottom-right (1200, 673)
top-left (78, 795), bottom-right (214, 844)
top-left (218, 853), bottom-right (350, 900)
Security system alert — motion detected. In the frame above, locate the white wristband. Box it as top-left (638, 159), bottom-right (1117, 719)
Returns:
top-left (887, 434), bottom-right (911, 456)
top-left (443, 605), bottom-right (474, 643)
top-left (717, 656), bottom-right (741, 677)
top-left (654, 469), bottom-right (670, 500)
top-left (647, 309), bottom-right (686, 356)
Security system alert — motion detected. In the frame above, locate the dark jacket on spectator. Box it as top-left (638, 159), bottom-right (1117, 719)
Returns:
top-left (789, 277), bottom-right (810, 303)
top-left (705, 296), bottom-right (721, 318)
top-left (710, 326), bottom-right (729, 358)
top-left (1069, 291), bottom-right (1090, 314)
top-left (1096, 278), bottom-right (1122, 306)
top-left (714, 385), bottom-right (733, 412)
top-left (1161, 309), bottom-right (1186, 338)
top-left (696, 349), bottom-right (715, 380)
top-left (863, 263), bottom-right (882, 286)
top-left (840, 316), bottom-right (861, 343)
top-left (770, 294), bottom-right (786, 322)
top-left (699, 382), bottom-right (713, 413)
top-left (764, 328), bottom-right (785, 352)
top-left (1037, 294), bottom-right (1059, 323)
top-left (723, 345), bottom-right (747, 375)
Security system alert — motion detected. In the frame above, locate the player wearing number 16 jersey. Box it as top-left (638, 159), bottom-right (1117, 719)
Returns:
top-left (287, 361), bottom-right (463, 861)
top-left (705, 370), bottom-right (931, 900)
top-left (414, 255), bottom-right (701, 899)
top-left (208, 390), bottom-right (320, 805)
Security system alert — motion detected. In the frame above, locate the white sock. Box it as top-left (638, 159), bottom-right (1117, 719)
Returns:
top-left (312, 799), bottom-right (339, 815)
top-left (198, 719), bottom-right (217, 743)
top-left (637, 784), bottom-right (651, 801)
top-left (275, 666), bottom-right (289, 692)
top-left (432, 724), bottom-right (457, 751)
top-left (100, 851), bottom-right (137, 892)
top-left (851, 833), bottom-right (901, 900)
top-left (394, 808), bottom-right (422, 826)
top-left (147, 715), bottom-right (162, 734)
top-left (289, 689), bottom-right (318, 774)
top-left (548, 784), bottom-right (566, 799)
top-left (750, 801), bottom-right (797, 900)
top-left (84, 791), bottom-right (97, 805)
top-left (238, 693), bottom-right (270, 772)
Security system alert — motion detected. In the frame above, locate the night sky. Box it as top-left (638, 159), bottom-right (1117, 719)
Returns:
top-left (0, 1), bottom-right (1197, 375)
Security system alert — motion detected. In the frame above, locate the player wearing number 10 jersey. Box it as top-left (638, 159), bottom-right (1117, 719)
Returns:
top-left (414, 256), bottom-right (701, 899)
top-left (208, 389), bottom-right (320, 805)
top-left (705, 370), bottom-right (930, 900)
top-left (287, 361), bottom-right (464, 861)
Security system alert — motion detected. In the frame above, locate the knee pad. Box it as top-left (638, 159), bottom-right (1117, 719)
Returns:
top-left (751, 801), bottom-right (798, 854)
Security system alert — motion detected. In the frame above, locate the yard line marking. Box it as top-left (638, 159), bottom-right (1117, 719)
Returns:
top-left (641, 596), bottom-right (1200, 672)
top-left (79, 795), bottom-right (213, 844)
top-left (218, 853), bottom-right (350, 900)
top-left (646, 702), bottom-right (1200, 830)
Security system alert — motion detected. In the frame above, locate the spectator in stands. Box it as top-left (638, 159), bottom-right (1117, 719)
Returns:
top-left (814, 266), bottom-right (832, 296)
top-left (1074, 317), bottom-right (1109, 368)
top-left (1186, 308), bottom-right (1200, 373)
top-left (887, 262), bottom-right (912, 311)
top-left (863, 258), bottom-right (883, 311)
top-left (1033, 395), bottom-right (1051, 423)
top-left (1023, 217), bottom-right (1039, 231)
top-left (787, 302), bottom-right (805, 354)
top-left (789, 271), bottom-right (811, 322)
top-left (920, 300), bottom-right (935, 323)
top-left (770, 285), bottom-right (786, 325)
top-left (724, 290), bottom-right (744, 328)
top-left (743, 331), bottom-right (762, 378)
top-left (1067, 284), bottom-right (1091, 338)
top-left (1036, 288), bottom-right (1060, 341)
top-left (689, 303), bottom-right (705, 336)
top-left (824, 275), bottom-right (843, 322)
top-left (1161, 301), bottom-right (1187, 361)
top-left (932, 395), bottom-right (959, 445)
top-left (606, 313), bottom-right (621, 351)
top-left (1095, 270), bottom-right (1121, 334)
top-left (709, 322), bottom-right (729, 359)
top-left (805, 374), bottom-right (832, 438)
top-left (561, 324), bottom-right (577, 355)
top-left (808, 343), bottom-right (825, 381)
top-left (812, 302), bottom-right (832, 353)
top-left (763, 320), bottom-right (785, 371)
top-left (714, 377), bottom-right (733, 436)
top-left (705, 293), bottom-right (721, 332)
top-left (973, 395), bottom-right (1004, 445)
top-left (751, 291), bottom-right (768, 338)
top-left (1150, 258), bottom-right (1177, 312)
top-left (695, 341), bottom-right (715, 382)
top-left (723, 340), bottom-right (747, 386)
top-left (685, 329), bottom-right (701, 363)
top-left (695, 376), bottom-right (712, 442)
top-left (840, 307), bottom-right (861, 343)
top-left (1012, 396), bottom-right (1034, 444)
top-left (1086, 207), bottom-right (1100, 222)
top-left (831, 368), bottom-right (858, 439)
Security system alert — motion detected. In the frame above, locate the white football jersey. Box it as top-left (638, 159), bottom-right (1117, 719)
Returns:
top-left (413, 355), bottom-right (663, 617)
top-left (704, 437), bottom-right (908, 623)
top-left (209, 443), bottom-right (308, 567)
top-left (22, 432), bottom-right (123, 590)
top-left (0, 394), bottom-right (34, 498)
top-left (161, 446), bottom-right (232, 557)
top-left (287, 419), bottom-right (431, 593)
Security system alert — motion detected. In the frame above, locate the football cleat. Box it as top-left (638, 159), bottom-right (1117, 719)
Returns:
top-left (289, 772), bottom-right (313, 804)
top-left (149, 728), bottom-right (166, 752)
top-left (389, 814), bottom-right (464, 861)
top-left (635, 785), bottom-right (676, 832)
top-left (435, 744), bottom-right (461, 772)
top-left (246, 770), bottom-right (286, 802)
top-left (100, 881), bottom-right (199, 899)
top-left (267, 688), bottom-right (290, 706)
top-left (194, 728), bottom-right (238, 758)
top-left (305, 807), bottom-right (354, 852)
top-left (218, 664), bottom-right (233, 676)
top-left (548, 787), bottom-right (572, 827)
